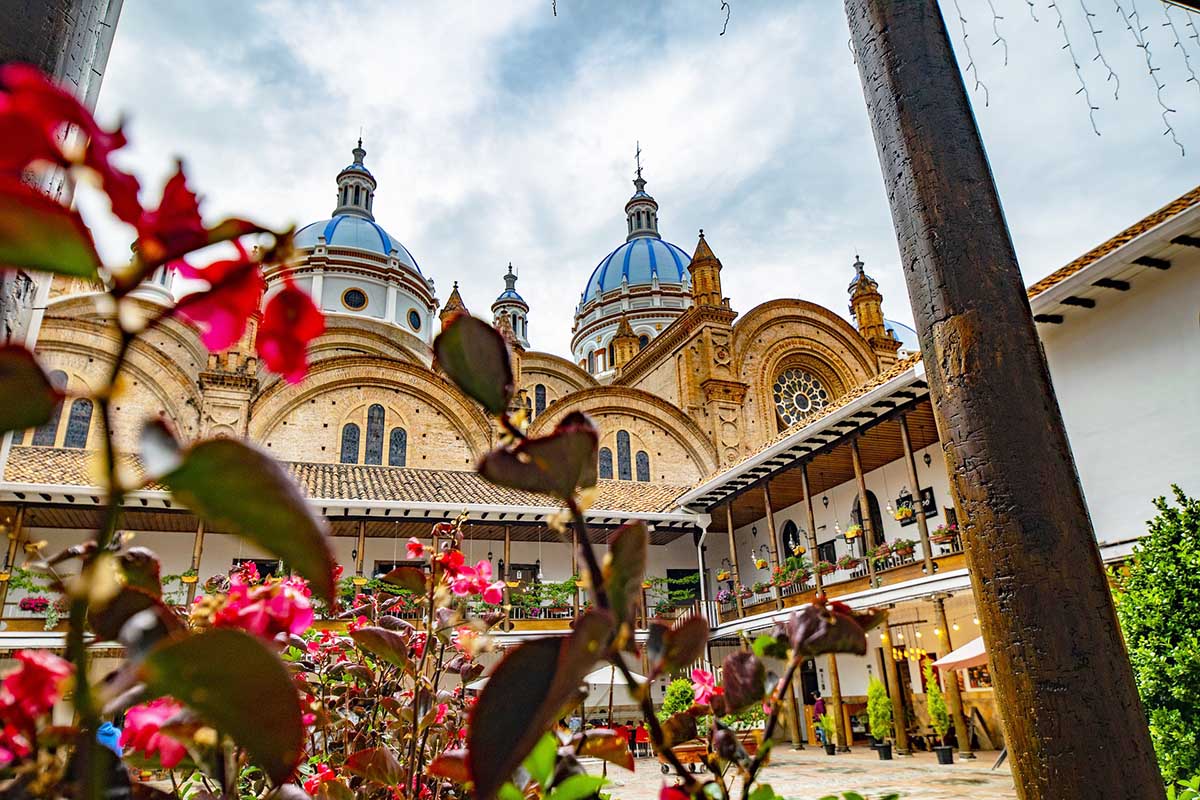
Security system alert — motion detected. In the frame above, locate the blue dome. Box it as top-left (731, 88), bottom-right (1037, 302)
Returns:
top-left (582, 237), bottom-right (691, 304)
top-left (885, 318), bottom-right (919, 350)
top-left (294, 215), bottom-right (422, 275)
top-left (494, 288), bottom-right (525, 304)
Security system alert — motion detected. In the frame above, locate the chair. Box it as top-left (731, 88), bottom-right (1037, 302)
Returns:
top-left (634, 725), bottom-right (650, 758)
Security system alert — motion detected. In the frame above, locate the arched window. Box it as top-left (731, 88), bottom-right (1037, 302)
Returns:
top-left (340, 424), bottom-right (360, 464)
top-left (534, 384), bottom-right (546, 416)
top-left (587, 351), bottom-right (595, 374)
top-left (353, 185), bottom-right (361, 205)
top-left (781, 520), bottom-right (800, 554)
top-left (598, 447), bottom-right (613, 479)
top-left (635, 450), bottom-right (650, 482)
top-left (638, 334), bottom-right (649, 350)
top-left (388, 428), bottom-right (407, 467)
top-left (616, 430), bottom-right (632, 481)
top-left (365, 404), bottom-right (385, 465)
top-left (63, 399), bottom-right (93, 448)
top-left (773, 368), bottom-right (830, 429)
top-left (607, 342), bottom-right (615, 366)
top-left (32, 370), bottom-right (68, 446)
top-left (850, 491), bottom-right (886, 550)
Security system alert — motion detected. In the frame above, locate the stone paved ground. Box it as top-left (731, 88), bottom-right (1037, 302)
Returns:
top-left (596, 749), bottom-right (1017, 800)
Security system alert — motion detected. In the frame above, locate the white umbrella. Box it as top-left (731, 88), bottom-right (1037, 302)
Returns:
top-left (582, 666), bottom-right (646, 715)
top-left (932, 635), bottom-right (987, 671)
top-left (465, 676), bottom-right (489, 691)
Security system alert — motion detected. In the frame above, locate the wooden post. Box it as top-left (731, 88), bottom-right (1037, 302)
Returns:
top-left (850, 438), bottom-right (877, 584)
top-left (725, 502), bottom-right (745, 617)
top-left (845, 1), bottom-right (1162, 794)
top-left (786, 680), bottom-right (805, 749)
top-left (827, 655), bottom-right (850, 751)
top-left (0, 507), bottom-right (25, 617)
top-left (761, 482), bottom-right (784, 609)
top-left (186, 521), bottom-right (205, 605)
top-left (354, 520), bottom-right (367, 578)
top-left (932, 596), bottom-right (974, 758)
top-left (571, 528), bottom-right (580, 615)
top-left (801, 463), bottom-right (822, 592)
top-left (502, 525), bottom-right (512, 631)
top-left (898, 414), bottom-right (935, 574)
top-left (880, 612), bottom-right (911, 755)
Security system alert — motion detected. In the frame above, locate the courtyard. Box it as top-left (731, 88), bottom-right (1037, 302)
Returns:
top-left (604, 750), bottom-right (1015, 800)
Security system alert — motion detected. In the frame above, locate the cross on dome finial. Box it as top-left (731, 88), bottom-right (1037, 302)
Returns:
top-left (635, 140), bottom-right (642, 181)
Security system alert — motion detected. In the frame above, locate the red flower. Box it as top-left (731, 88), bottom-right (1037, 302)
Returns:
top-left (121, 698), bottom-right (187, 768)
top-left (134, 163), bottom-right (207, 266)
top-left (660, 786), bottom-right (690, 800)
top-left (173, 242), bottom-right (265, 351)
top-left (436, 548), bottom-right (465, 577)
top-left (212, 575), bottom-right (314, 641)
top-left (0, 650), bottom-right (72, 725)
top-left (256, 277), bottom-right (324, 383)
top-left (406, 537), bottom-right (425, 559)
top-left (304, 762), bottom-right (338, 794)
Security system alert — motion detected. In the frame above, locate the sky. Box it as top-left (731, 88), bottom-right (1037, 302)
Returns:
top-left (80, 0), bottom-right (1200, 356)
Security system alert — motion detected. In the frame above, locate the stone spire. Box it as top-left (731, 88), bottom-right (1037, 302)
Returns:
top-left (688, 229), bottom-right (725, 308)
top-left (333, 137), bottom-right (378, 220)
top-left (439, 281), bottom-right (468, 329)
top-left (625, 143), bottom-right (661, 241)
top-left (847, 255), bottom-right (900, 369)
top-left (611, 315), bottom-right (639, 371)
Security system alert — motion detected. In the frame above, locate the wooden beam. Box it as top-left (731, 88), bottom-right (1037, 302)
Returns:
top-left (762, 482), bottom-right (784, 610)
top-left (1092, 278), bottom-right (1130, 291)
top-left (898, 414), bottom-right (934, 575)
top-left (846, 0), bottom-right (1162, 793)
top-left (800, 464), bottom-right (823, 593)
top-left (0, 507), bottom-right (25, 616)
top-left (726, 502), bottom-right (745, 618)
top-left (850, 438), bottom-right (876, 585)
top-left (186, 521), bottom-right (205, 605)
top-left (1060, 296), bottom-right (1096, 308)
top-left (880, 611), bottom-right (911, 755)
top-left (1133, 255), bottom-right (1171, 270)
top-left (827, 654), bottom-right (850, 752)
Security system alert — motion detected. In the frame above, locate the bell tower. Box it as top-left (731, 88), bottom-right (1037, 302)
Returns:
top-left (848, 256), bottom-right (901, 369)
top-left (332, 138), bottom-right (377, 220)
top-left (491, 262), bottom-right (530, 349)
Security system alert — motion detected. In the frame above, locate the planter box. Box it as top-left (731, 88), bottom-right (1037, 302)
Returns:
top-left (934, 745), bottom-right (954, 765)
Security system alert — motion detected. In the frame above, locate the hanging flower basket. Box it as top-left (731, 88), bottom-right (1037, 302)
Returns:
top-left (930, 524), bottom-right (958, 544)
top-left (791, 545), bottom-right (806, 556)
top-left (869, 543), bottom-right (892, 562)
top-left (892, 538), bottom-right (917, 557)
top-left (837, 555), bottom-right (862, 571)
top-left (816, 561), bottom-right (836, 576)
top-left (716, 570), bottom-right (731, 582)
top-left (737, 585), bottom-right (753, 599)
top-left (844, 524), bottom-right (863, 541)
top-left (641, 580), bottom-right (653, 590)
top-left (505, 580), bottom-right (520, 588)
top-left (894, 506), bottom-right (915, 522)
top-left (754, 558), bottom-right (769, 570)
top-left (180, 574), bottom-right (199, 584)
top-left (716, 588), bottom-right (734, 604)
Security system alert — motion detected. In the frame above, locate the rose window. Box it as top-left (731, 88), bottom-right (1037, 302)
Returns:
top-left (772, 368), bottom-right (829, 427)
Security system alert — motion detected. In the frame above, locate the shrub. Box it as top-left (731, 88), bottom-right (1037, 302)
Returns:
top-left (924, 661), bottom-right (950, 743)
top-left (658, 677), bottom-right (695, 721)
top-left (1115, 487), bottom-right (1200, 784)
top-left (867, 677), bottom-right (893, 742)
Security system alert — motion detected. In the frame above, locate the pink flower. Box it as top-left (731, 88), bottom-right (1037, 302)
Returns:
top-left (256, 276), bottom-right (325, 383)
top-left (406, 538), bottom-right (425, 559)
top-left (174, 242), bottom-right (265, 351)
top-left (121, 698), bottom-right (187, 768)
top-left (304, 763), bottom-right (338, 794)
top-left (474, 560), bottom-right (493, 583)
top-left (435, 703), bottom-right (448, 724)
top-left (481, 581), bottom-right (505, 605)
top-left (660, 786), bottom-right (690, 800)
top-left (691, 668), bottom-right (721, 707)
top-left (134, 163), bottom-right (207, 267)
top-left (0, 650), bottom-right (72, 724)
top-left (212, 576), bottom-right (314, 640)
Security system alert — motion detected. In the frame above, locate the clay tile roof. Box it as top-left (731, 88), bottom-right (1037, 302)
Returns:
top-left (3, 446), bottom-right (689, 514)
top-left (1026, 184), bottom-right (1200, 298)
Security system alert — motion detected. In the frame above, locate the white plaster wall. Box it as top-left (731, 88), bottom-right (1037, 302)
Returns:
top-left (1039, 263), bottom-right (1200, 546)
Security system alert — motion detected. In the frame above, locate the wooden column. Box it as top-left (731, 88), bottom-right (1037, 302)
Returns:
top-left (898, 414), bottom-right (934, 574)
top-left (354, 520), bottom-right (367, 577)
top-left (827, 654), bottom-right (850, 751)
top-left (0, 507), bottom-right (25, 617)
top-left (571, 528), bottom-right (580, 615)
top-left (932, 596), bottom-right (974, 758)
top-left (800, 464), bottom-right (822, 592)
top-left (849, 438), bottom-right (877, 584)
top-left (185, 521), bottom-right (205, 605)
top-left (761, 482), bottom-right (784, 609)
top-left (502, 525), bottom-right (512, 631)
top-left (725, 503), bottom-right (745, 617)
top-left (846, 1), bottom-right (1161, 794)
top-left (786, 680), bottom-right (804, 749)
top-left (880, 612), bottom-right (911, 755)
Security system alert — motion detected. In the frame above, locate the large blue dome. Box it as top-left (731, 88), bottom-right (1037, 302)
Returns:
top-left (294, 215), bottom-right (422, 275)
top-left (582, 237), bottom-right (691, 304)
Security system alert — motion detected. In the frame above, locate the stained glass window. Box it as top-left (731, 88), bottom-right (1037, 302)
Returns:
top-left (340, 424), bottom-right (360, 464)
top-left (616, 430), bottom-right (631, 481)
top-left (388, 427), bottom-right (407, 467)
top-left (63, 399), bottom-right (93, 448)
top-left (32, 371), bottom-right (68, 446)
top-left (365, 404), bottom-right (385, 465)
top-left (598, 448), bottom-right (613, 479)
top-left (635, 450), bottom-right (650, 482)
top-left (535, 384), bottom-right (546, 416)
top-left (772, 368), bottom-right (829, 428)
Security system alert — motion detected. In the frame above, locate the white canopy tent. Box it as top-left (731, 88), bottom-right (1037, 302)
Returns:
top-left (932, 635), bottom-right (987, 671)
top-left (581, 666), bottom-right (646, 714)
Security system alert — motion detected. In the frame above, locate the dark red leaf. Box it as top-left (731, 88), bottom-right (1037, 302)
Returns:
top-left (344, 747), bottom-right (402, 786)
top-left (433, 313), bottom-right (514, 415)
top-left (379, 565), bottom-right (427, 594)
top-left (660, 711), bottom-right (699, 749)
top-left (574, 729), bottom-right (634, 771)
top-left (350, 627), bottom-right (411, 670)
top-left (0, 345), bottom-right (62, 434)
top-left (428, 749), bottom-right (470, 783)
top-left (478, 411), bottom-right (598, 500)
top-left (603, 521), bottom-right (646, 633)
top-left (720, 651), bottom-right (765, 714)
top-left (773, 597), bottom-right (884, 659)
top-left (646, 615), bottom-right (710, 677)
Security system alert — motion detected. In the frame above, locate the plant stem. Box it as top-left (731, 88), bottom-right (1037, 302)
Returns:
top-left (738, 658), bottom-right (800, 800)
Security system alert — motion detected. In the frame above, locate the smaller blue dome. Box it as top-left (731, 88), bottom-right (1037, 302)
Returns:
top-left (885, 319), bottom-right (919, 350)
top-left (494, 288), bottom-right (525, 304)
top-left (294, 215), bottom-right (422, 275)
top-left (582, 237), bottom-right (691, 304)
top-left (341, 162), bottom-right (372, 177)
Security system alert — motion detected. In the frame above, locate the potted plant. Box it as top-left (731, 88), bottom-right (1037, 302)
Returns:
top-left (924, 661), bottom-right (954, 765)
top-left (837, 553), bottom-right (861, 571)
top-left (866, 543), bottom-right (892, 565)
top-left (818, 712), bottom-right (837, 755)
top-left (931, 523), bottom-right (958, 544)
top-left (737, 583), bottom-right (753, 599)
top-left (716, 587), bottom-right (734, 605)
top-left (754, 557), bottom-right (769, 570)
top-left (867, 677), bottom-right (894, 760)
top-left (716, 569), bottom-right (731, 582)
top-left (816, 560), bottom-right (836, 576)
top-left (180, 568), bottom-right (199, 584)
top-left (892, 538), bottom-right (917, 558)
top-left (844, 523), bottom-right (862, 541)
top-left (751, 580), bottom-right (770, 594)
top-left (894, 504), bottom-right (915, 522)
top-left (791, 543), bottom-right (806, 556)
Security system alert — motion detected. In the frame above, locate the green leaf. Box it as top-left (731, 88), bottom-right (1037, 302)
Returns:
top-left (468, 610), bottom-right (612, 800)
top-left (647, 616), bottom-right (710, 677)
top-left (478, 411), bottom-right (598, 500)
top-left (721, 651), bottom-right (765, 714)
top-left (523, 732), bottom-right (557, 789)
top-left (603, 521), bottom-right (646, 631)
top-left (0, 346), bottom-right (62, 434)
top-left (344, 747), bottom-right (403, 786)
top-left (161, 438), bottom-right (336, 603)
top-left (547, 775), bottom-right (606, 800)
top-left (140, 629), bottom-right (304, 784)
top-left (350, 627), bottom-right (411, 670)
top-left (433, 314), bottom-right (514, 414)
top-left (751, 634), bottom-right (789, 661)
top-left (498, 784), bottom-right (524, 800)
top-left (0, 178), bottom-right (101, 278)
top-left (748, 784), bottom-right (778, 800)
top-left (575, 729), bottom-right (634, 771)
top-left (378, 565), bottom-right (427, 594)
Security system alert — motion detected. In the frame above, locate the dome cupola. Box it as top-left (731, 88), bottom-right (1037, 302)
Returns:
top-left (333, 138), bottom-right (377, 219)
